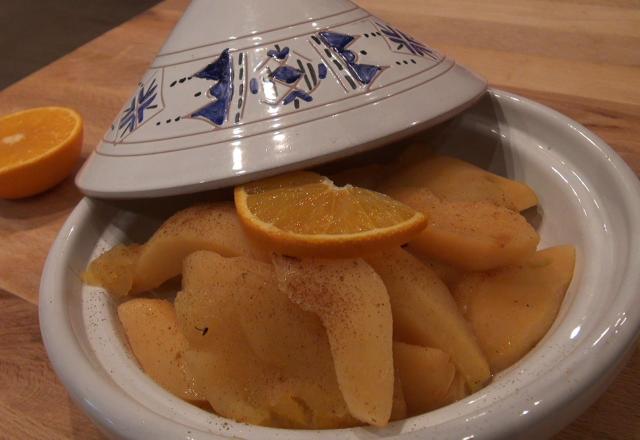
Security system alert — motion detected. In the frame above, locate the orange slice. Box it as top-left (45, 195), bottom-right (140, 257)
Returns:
top-left (234, 171), bottom-right (427, 257)
top-left (0, 107), bottom-right (83, 199)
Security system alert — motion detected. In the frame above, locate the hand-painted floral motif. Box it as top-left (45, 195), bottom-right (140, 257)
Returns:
top-left (376, 23), bottom-right (438, 60)
top-left (319, 31), bottom-right (383, 85)
top-left (251, 45), bottom-right (325, 109)
top-left (271, 65), bottom-right (303, 84)
top-left (105, 17), bottom-right (445, 146)
top-left (190, 49), bottom-right (234, 126)
top-left (118, 78), bottom-right (159, 136)
top-left (267, 47), bottom-right (290, 60)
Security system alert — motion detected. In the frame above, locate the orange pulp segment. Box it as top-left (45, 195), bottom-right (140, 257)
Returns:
top-left (0, 106), bottom-right (83, 199)
top-left (234, 171), bottom-right (427, 257)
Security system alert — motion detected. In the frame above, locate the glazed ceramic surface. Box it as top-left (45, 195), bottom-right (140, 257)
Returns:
top-left (75, 0), bottom-right (485, 198)
top-left (41, 90), bottom-right (640, 439)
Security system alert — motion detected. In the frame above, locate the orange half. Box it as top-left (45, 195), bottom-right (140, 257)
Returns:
top-left (234, 171), bottom-right (427, 258)
top-left (0, 106), bottom-right (83, 199)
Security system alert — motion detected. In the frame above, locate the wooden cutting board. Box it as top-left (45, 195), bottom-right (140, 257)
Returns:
top-left (0, 1), bottom-right (639, 439)
top-left (1, 0), bottom-right (639, 305)
top-left (0, 1), bottom-right (186, 303)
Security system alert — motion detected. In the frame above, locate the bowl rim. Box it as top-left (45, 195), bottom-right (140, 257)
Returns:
top-left (40, 88), bottom-right (640, 439)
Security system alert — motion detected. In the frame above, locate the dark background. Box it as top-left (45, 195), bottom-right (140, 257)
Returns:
top-left (0, 0), bottom-right (160, 90)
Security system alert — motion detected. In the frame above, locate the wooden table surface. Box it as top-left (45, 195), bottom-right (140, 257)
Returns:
top-left (0, 0), bottom-right (639, 438)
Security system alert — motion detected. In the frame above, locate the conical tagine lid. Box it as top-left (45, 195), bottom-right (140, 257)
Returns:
top-left (76, 0), bottom-right (487, 198)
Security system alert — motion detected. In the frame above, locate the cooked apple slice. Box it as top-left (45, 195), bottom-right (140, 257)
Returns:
top-left (405, 245), bottom-right (464, 290)
top-left (273, 255), bottom-right (394, 427)
top-left (272, 379), bottom-right (359, 429)
top-left (269, 391), bottom-right (318, 428)
top-left (84, 203), bottom-right (269, 297)
top-left (391, 369), bottom-right (408, 421)
top-left (132, 202), bottom-right (269, 293)
top-left (83, 244), bottom-right (142, 297)
top-left (452, 245), bottom-right (576, 372)
top-left (381, 154), bottom-right (538, 211)
top-left (184, 349), bottom-right (273, 425)
top-left (232, 268), bottom-right (331, 379)
top-left (177, 251), bottom-right (332, 375)
top-left (117, 298), bottom-right (205, 402)
top-left (186, 349), bottom-right (359, 429)
top-left (386, 187), bottom-right (539, 271)
top-left (366, 248), bottom-right (490, 392)
top-left (442, 372), bottom-right (468, 404)
top-left (176, 251), bottom-right (356, 428)
top-left (393, 342), bottom-right (456, 415)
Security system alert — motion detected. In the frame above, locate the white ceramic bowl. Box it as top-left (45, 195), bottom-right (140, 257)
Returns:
top-left (40, 89), bottom-right (640, 439)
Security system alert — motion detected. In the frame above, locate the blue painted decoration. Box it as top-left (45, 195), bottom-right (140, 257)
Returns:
top-left (351, 64), bottom-right (381, 84)
top-left (267, 46), bottom-right (290, 60)
top-left (249, 78), bottom-right (259, 94)
top-left (271, 65), bottom-right (303, 84)
top-left (283, 90), bottom-right (313, 105)
top-left (318, 31), bottom-right (382, 86)
top-left (136, 79), bottom-right (158, 123)
top-left (118, 98), bottom-right (136, 135)
top-left (320, 32), bottom-right (354, 51)
top-left (251, 44), bottom-right (327, 108)
top-left (191, 49), bottom-right (234, 126)
top-left (318, 63), bottom-right (328, 79)
top-left (377, 23), bottom-right (438, 59)
top-left (118, 78), bottom-right (158, 136)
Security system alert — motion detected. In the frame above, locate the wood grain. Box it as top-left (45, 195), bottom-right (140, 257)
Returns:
top-left (0, 0), bottom-right (186, 304)
top-left (357, 0), bottom-right (640, 105)
top-left (0, 0), bottom-right (638, 438)
top-left (0, 290), bottom-right (103, 439)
